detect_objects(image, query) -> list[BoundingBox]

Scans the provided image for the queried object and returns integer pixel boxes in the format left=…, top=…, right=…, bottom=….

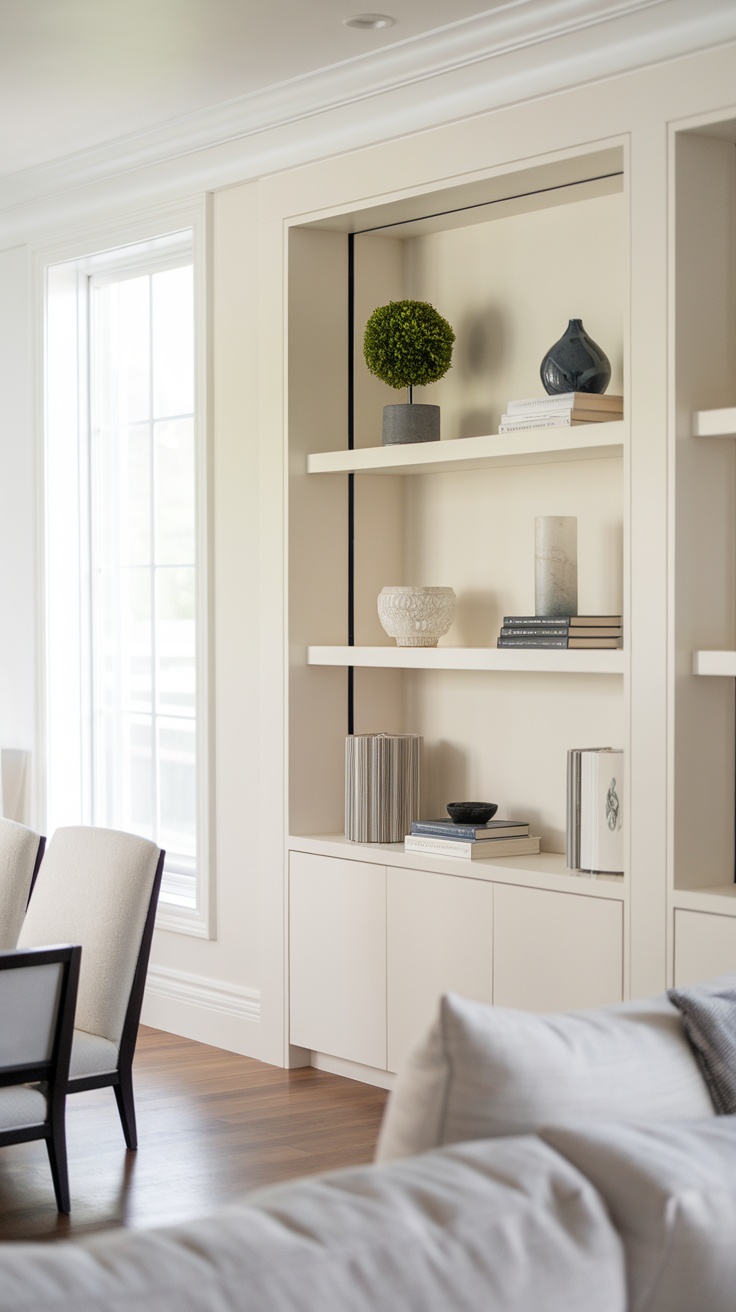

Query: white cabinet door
left=387, top=867, right=494, bottom=1073
left=289, top=851, right=387, bottom=1069
left=493, top=883, right=623, bottom=1012
left=674, top=909, right=736, bottom=985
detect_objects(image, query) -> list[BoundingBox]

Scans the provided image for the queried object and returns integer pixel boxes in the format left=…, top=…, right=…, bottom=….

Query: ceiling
left=0, top=0, right=510, bottom=181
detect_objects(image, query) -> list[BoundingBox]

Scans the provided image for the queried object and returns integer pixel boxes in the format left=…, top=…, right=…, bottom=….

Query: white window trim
left=33, top=195, right=215, bottom=940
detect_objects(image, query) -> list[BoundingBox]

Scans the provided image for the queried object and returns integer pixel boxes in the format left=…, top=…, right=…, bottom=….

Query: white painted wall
left=0, top=246, right=36, bottom=807
left=141, top=183, right=266, bottom=1055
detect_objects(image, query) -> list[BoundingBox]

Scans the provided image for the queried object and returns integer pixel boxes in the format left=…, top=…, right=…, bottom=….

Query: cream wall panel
left=674, top=909, right=736, bottom=985
left=405, top=192, right=625, bottom=439
left=400, top=452, right=624, bottom=843
left=288, top=228, right=350, bottom=836
left=289, top=851, right=387, bottom=1068
left=407, top=669, right=622, bottom=852
left=672, top=135, right=736, bottom=894
left=144, top=182, right=266, bottom=1054
left=493, top=883, right=623, bottom=1010
left=387, top=866, right=493, bottom=1072
left=351, top=235, right=405, bottom=655
left=353, top=233, right=405, bottom=452
left=403, top=457, right=623, bottom=637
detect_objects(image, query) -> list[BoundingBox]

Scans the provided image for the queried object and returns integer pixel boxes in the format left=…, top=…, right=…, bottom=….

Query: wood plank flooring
left=0, top=1026, right=388, bottom=1244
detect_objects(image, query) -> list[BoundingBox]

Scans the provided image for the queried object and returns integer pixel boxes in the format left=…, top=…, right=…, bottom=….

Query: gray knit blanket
left=668, top=983, right=736, bottom=1115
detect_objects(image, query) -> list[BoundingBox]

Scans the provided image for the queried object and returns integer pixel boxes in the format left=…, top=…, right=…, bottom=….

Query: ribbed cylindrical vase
left=345, top=733, right=420, bottom=843
left=535, top=516, right=578, bottom=618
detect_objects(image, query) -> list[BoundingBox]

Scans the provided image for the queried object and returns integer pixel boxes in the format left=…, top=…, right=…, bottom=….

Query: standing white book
left=572, top=748, right=624, bottom=874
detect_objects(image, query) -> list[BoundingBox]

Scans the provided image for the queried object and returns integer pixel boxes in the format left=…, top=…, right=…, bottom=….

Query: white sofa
left=0, top=988, right=734, bottom=1312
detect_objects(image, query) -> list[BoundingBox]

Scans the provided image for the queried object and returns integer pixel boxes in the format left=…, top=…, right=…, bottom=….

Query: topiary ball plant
left=363, top=300, right=455, bottom=402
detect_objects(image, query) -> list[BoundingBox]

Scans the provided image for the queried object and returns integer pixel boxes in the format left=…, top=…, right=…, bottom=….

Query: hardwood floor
left=0, top=1026, right=389, bottom=1243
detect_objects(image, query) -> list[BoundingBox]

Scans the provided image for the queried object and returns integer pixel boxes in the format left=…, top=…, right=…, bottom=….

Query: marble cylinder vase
left=535, top=516, right=578, bottom=618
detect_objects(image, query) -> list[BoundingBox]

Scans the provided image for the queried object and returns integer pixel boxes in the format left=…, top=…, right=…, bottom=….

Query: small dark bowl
left=447, top=802, right=498, bottom=825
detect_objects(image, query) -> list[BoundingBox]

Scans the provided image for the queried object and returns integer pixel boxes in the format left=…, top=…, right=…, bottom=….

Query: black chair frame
left=27, top=834, right=46, bottom=906
left=0, top=943, right=81, bottom=1213
left=66, top=849, right=165, bottom=1150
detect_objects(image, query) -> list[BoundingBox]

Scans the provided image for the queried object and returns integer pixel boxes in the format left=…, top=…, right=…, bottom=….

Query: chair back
left=19, top=828, right=162, bottom=1047
left=0, top=945, right=81, bottom=1087
left=0, top=819, right=45, bottom=951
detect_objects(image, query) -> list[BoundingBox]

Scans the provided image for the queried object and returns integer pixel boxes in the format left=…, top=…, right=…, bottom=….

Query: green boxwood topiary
left=363, top=300, right=455, bottom=397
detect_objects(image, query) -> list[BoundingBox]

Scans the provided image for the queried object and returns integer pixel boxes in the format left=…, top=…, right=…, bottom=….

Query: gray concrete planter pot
left=382, top=403, right=440, bottom=446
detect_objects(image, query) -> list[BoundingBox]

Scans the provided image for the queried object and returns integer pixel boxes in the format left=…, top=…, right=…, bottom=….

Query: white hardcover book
left=404, top=835, right=541, bottom=859
left=499, top=416, right=575, bottom=432
left=506, top=393, right=624, bottom=413
left=578, top=749, right=624, bottom=874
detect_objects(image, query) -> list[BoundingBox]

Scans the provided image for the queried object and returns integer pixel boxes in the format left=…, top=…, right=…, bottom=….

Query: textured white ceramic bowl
left=378, top=586, right=457, bottom=647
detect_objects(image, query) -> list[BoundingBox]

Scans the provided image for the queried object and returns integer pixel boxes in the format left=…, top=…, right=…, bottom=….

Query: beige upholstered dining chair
left=0, top=818, right=45, bottom=950
left=18, top=827, right=164, bottom=1150
left=0, top=944, right=81, bottom=1212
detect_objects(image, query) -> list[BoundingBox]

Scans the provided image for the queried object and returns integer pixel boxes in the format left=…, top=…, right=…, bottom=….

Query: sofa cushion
left=377, top=991, right=714, bottom=1161
left=541, top=1118, right=736, bottom=1312
left=0, top=1135, right=625, bottom=1312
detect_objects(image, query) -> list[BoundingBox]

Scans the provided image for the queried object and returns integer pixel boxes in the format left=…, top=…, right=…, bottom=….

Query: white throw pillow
left=541, top=1118, right=736, bottom=1312
left=376, top=990, right=714, bottom=1161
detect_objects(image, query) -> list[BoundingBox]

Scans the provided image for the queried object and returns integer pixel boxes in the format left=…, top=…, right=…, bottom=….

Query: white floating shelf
left=672, top=885, right=736, bottom=918
left=307, top=423, right=626, bottom=477
left=308, top=645, right=624, bottom=675
left=692, top=408, right=736, bottom=438
left=692, top=651, right=736, bottom=676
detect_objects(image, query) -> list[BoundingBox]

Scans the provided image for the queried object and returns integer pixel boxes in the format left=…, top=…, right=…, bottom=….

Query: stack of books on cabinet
left=405, top=818, right=540, bottom=860
left=498, top=616, right=622, bottom=649
left=498, top=392, right=623, bottom=433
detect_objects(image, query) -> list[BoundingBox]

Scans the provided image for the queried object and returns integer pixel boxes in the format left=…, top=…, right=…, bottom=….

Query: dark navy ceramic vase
left=540, top=319, right=611, bottom=395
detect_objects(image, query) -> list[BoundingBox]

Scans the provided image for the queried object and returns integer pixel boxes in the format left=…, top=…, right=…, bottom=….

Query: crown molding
left=1, top=0, right=735, bottom=246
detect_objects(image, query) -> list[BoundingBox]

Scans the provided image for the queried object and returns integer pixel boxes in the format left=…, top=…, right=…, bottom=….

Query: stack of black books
left=498, top=615, right=622, bottom=649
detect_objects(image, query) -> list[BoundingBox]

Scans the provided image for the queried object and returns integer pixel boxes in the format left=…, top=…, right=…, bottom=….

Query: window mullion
left=149, top=276, right=159, bottom=852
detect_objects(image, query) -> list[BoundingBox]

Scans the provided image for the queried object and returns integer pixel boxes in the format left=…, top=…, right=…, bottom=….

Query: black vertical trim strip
left=347, top=234, right=355, bottom=735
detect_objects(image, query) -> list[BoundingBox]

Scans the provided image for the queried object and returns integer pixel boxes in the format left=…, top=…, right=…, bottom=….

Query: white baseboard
left=146, top=963, right=260, bottom=1020
left=311, top=1052, right=396, bottom=1092
left=141, top=964, right=261, bottom=1057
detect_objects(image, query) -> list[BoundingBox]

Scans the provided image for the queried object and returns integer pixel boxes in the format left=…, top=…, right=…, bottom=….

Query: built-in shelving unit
left=307, top=645, right=624, bottom=674
left=285, top=131, right=635, bottom=1080
left=307, top=423, right=625, bottom=477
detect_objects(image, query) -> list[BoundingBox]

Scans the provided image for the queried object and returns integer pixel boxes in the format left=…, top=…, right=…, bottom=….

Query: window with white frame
left=45, top=229, right=209, bottom=928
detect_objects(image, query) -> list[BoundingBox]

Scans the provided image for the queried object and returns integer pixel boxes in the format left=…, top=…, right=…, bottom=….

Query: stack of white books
left=405, top=817, right=540, bottom=861
left=499, top=392, right=623, bottom=433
